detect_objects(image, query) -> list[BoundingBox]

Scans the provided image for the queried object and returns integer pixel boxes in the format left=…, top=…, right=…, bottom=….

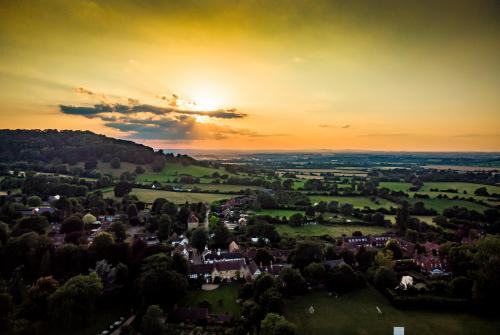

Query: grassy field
left=250, top=209, right=305, bottom=218
left=379, top=182, right=413, bottom=192
left=137, top=163, right=233, bottom=183
left=285, top=287, right=500, bottom=335
left=408, top=198, right=490, bottom=213
left=182, top=284, right=241, bottom=317
left=385, top=215, right=436, bottom=226
left=163, top=183, right=264, bottom=192
left=105, top=188, right=232, bottom=204
left=309, top=196, right=396, bottom=210
left=275, top=224, right=390, bottom=237
left=419, top=182, right=500, bottom=195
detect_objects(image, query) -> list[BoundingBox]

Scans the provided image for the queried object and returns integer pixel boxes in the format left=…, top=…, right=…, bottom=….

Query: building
left=342, top=235, right=391, bottom=250
left=228, top=241, right=240, bottom=253
left=187, top=213, right=200, bottom=230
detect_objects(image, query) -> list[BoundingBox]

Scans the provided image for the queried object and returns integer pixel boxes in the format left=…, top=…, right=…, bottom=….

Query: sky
left=1, top=0, right=499, bottom=151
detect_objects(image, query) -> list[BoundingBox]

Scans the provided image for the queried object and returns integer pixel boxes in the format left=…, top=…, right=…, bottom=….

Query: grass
left=104, top=188, right=233, bottom=204
left=250, top=209, right=305, bottom=218
left=163, top=183, right=264, bottom=192
left=137, top=163, right=234, bottom=183
left=419, top=182, right=500, bottom=194
left=309, top=196, right=396, bottom=210
left=379, top=182, right=414, bottom=192
left=408, top=198, right=490, bottom=213
left=385, top=215, right=436, bottom=226
left=182, top=284, right=241, bottom=317
left=275, top=224, right=390, bottom=237
left=285, top=287, right=500, bottom=335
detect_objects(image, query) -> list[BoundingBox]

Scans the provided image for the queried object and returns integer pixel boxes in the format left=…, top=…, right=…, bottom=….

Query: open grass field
left=309, top=195, right=396, bottom=210
left=419, top=182, right=500, bottom=195
left=275, top=224, right=390, bottom=237
left=137, top=163, right=234, bottom=183
left=250, top=209, right=304, bottom=218
left=164, top=183, right=264, bottom=192
left=385, top=215, right=436, bottom=226
left=285, top=287, right=500, bottom=335
left=408, top=198, right=490, bottom=213
left=379, top=182, right=413, bottom=192
left=181, top=284, right=241, bottom=317
left=105, top=188, right=232, bottom=204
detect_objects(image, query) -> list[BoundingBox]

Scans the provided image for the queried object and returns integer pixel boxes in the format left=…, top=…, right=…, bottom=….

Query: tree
left=60, top=215, right=84, bottom=234
left=191, top=227, right=208, bottom=253
left=212, top=222, right=231, bottom=249
left=135, top=165, right=146, bottom=174
left=13, top=215, right=48, bottom=235
left=110, top=157, right=121, bottom=169
left=84, top=159, right=98, bottom=170
left=289, top=241, right=323, bottom=269
left=22, top=276, right=59, bottom=320
left=303, top=262, right=326, bottom=285
left=90, top=232, right=115, bottom=261
left=282, top=179, right=294, bottom=190
left=396, top=201, right=409, bottom=233
left=110, top=221, right=126, bottom=241
left=289, top=213, right=304, bottom=227
left=261, top=313, right=298, bottom=335
left=374, top=250, right=395, bottom=269
left=259, top=287, right=284, bottom=314
left=325, top=264, right=363, bottom=293
left=151, top=155, right=166, bottom=172
left=114, top=181, right=132, bottom=197
left=384, top=239, right=403, bottom=259
left=27, top=195, right=43, bottom=207
left=157, top=214, right=172, bottom=241
left=142, top=305, right=164, bottom=335
left=373, top=266, right=398, bottom=289
left=126, top=204, right=138, bottom=218
left=255, top=249, right=274, bottom=266
left=279, top=268, right=306, bottom=296
left=474, top=187, right=489, bottom=197
left=138, top=253, right=188, bottom=308
left=48, top=273, right=103, bottom=329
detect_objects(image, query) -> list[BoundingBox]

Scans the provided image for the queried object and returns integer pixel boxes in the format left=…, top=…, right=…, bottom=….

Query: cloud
left=318, top=124, right=351, bottom=129
left=59, top=88, right=258, bottom=141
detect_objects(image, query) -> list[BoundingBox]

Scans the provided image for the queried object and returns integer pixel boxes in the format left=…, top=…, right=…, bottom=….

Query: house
left=188, top=260, right=247, bottom=282
left=324, top=259, right=346, bottom=269
left=228, top=241, right=240, bottom=253
left=19, top=207, right=56, bottom=217
left=342, top=235, right=391, bottom=250
left=187, top=213, right=200, bottom=230
left=245, top=261, right=262, bottom=280
left=204, top=251, right=244, bottom=263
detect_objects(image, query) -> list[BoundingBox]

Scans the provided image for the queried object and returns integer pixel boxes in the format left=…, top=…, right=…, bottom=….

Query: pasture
left=164, top=183, right=264, bottom=192
left=250, top=209, right=304, bottom=218
left=408, top=198, right=490, bottom=213
left=105, top=188, right=232, bottom=204
left=137, top=163, right=234, bottom=183
left=309, top=195, right=396, bottom=210
left=275, top=224, right=390, bottom=237
left=285, top=287, right=500, bottom=335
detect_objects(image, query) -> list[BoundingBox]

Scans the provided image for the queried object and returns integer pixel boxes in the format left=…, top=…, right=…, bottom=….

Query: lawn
left=182, top=284, right=241, bottom=317
left=285, top=287, right=500, bottom=335
left=163, top=183, right=264, bottom=192
left=309, top=196, right=396, bottom=210
left=275, top=224, right=391, bottom=237
left=137, top=163, right=234, bottom=183
left=105, top=188, right=233, bottom=204
left=408, top=198, right=490, bottom=213
left=385, top=215, right=436, bottom=226
left=379, top=182, right=414, bottom=192
left=250, top=209, right=305, bottom=218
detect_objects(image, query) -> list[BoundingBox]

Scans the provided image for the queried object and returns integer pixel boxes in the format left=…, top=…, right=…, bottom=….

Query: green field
left=164, top=183, right=264, bottom=192
left=379, top=182, right=413, bottom=192
left=285, top=287, right=500, bottom=335
left=275, top=224, right=390, bottom=237
left=105, top=188, right=232, bottom=204
left=420, top=182, right=500, bottom=194
left=137, top=163, right=234, bottom=183
left=385, top=215, right=436, bottom=226
left=408, top=198, right=490, bottom=213
left=181, top=284, right=241, bottom=317
left=309, top=196, right=396, bottom=210
left=250, top=209, right=304, bottom=218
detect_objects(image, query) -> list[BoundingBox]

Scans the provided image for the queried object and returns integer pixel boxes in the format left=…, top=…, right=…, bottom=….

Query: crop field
left=309, top=195, right=396, bottom=210
left=285, top=287, right=500, bottom=335
left=105, top=188, right=232, bottom=204
left=275, top=224, right=390, bottom=237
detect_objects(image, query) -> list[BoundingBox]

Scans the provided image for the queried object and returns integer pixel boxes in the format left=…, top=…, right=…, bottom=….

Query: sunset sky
left=1, top=0, right=499, bottom=151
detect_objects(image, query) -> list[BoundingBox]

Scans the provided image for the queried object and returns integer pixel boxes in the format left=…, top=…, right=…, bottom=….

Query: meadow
left=285, top=287, right=500, bottom=335
left=250, top=209, right=304, bottom=218
left=275, top=224, right=390, bottom=237
left=104, top=188, right=232, bottom=204
left=163, top=183, right=264, bottom=192
left=137, top=163, right=234, bottom=183
left=408, top=198, right=490, bottom=213
left=309, top=195, right=396, bottom=210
